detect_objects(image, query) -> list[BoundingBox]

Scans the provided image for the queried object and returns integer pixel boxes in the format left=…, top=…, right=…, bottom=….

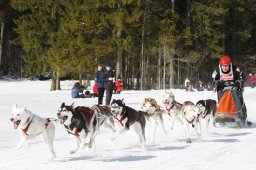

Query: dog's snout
left=57, top=112, right=60, bottom=116
left=10, top=118, right=14, bottom=122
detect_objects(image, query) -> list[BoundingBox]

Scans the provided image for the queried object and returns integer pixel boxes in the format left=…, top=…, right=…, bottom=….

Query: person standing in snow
left=103, top=64, right=115, bottom=105
left=95, top=64, right=105, bottom=104
left=212, top=55, right=250, bottom=126
left=248, top=73, right=255, bottom=88
left=115, top=75, right=123, bottom=94
left=184, top=77, right=190, bottom=91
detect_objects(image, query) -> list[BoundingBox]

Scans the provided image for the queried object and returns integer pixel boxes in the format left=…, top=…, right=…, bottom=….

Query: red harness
left=67, top=107, right=94, bottom=137
left=67, top=128, right=80, bottom=137
left=185, top=117, right=194, bottom=124
left=22, top=118, right=51, bottom=136
left=75, top=106, right=93, bottom=125
left=118, top=111, right=141, bottom=127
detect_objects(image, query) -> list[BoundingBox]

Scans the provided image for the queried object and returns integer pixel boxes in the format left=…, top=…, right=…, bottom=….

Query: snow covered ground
left=0, top=80, right=256, bottom=170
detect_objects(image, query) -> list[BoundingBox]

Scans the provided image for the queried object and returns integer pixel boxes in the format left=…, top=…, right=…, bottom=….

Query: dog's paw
left=48, top=153, right=56, bottom=160
left=17, top=144, right=23, bottom=149
left=111, top=135, right=117, bottom=140
left=185, top=138, right=192, bottom=143
left=69, top=150, right=76, bottom=154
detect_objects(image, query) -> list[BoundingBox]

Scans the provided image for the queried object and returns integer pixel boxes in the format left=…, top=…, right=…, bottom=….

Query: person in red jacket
left=115, top=75, right=123, bottom=94
left=93, top=83, right=98, bottom=97
left=249, top=73, right=255, bottom=88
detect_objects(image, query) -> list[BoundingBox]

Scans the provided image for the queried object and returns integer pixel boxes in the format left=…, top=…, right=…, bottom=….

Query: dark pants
left=74, top=94, right=86, bottom=98
left=98, top=87, right=105, bottom=105
left=105, top=88, right=113, bottom=105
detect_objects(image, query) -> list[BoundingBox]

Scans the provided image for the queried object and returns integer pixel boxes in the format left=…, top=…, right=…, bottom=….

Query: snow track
left=0, top=80, right=255, bottom=170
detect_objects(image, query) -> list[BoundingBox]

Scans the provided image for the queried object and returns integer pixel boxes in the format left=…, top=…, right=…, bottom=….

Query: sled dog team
left=10, top=90, right=217, bottom=159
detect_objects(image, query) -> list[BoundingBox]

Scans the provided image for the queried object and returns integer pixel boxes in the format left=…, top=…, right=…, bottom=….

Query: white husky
left=162, top=91, right=201, bottom=143
left=10, top=104, right=56, bottom=159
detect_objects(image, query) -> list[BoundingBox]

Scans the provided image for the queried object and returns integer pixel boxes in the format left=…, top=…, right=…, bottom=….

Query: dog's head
left=196, top=100, right=206, bottom=114
left=110, top=99, right=125, bottom=115
left=183, top=104, right=200, bottom=118
left=10, top=104, right=31, bottom=129
left=57, top=102, right=74, bottom=125
left=162, top=91, right=175, bottom=105
left=141, top=98, right=158, bottom=113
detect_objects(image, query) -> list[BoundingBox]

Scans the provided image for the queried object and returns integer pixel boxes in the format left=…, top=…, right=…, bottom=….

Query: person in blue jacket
left=104, top=64, right=115, bottom=105
left=95, top=64, right=105, bottom=104
left=71, top=82, right=85, bottom=98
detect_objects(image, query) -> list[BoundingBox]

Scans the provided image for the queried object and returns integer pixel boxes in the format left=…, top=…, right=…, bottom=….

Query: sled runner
left=214, top=80, right=249, bottom=127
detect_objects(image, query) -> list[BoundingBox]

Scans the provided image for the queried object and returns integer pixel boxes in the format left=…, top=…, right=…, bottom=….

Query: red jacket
left=115, top=80, right=123, bottom=92
left=249, top=75, right=255, bottom=84
left=93, top=84, right=98, bottom=94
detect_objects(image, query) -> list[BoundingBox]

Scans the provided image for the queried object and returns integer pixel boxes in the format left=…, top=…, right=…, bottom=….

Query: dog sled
left=214, top=80, right=251, bottom=127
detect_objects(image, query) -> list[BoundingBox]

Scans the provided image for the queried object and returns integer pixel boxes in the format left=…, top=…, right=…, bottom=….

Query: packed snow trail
left=0, top=80, right=255, bottom=170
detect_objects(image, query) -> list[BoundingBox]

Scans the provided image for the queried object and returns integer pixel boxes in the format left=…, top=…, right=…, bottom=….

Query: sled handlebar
left=214, top=80, right=244, bottom=92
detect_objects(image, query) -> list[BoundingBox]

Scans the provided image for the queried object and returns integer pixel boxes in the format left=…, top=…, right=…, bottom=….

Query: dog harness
left=66, top=107, right=94, bottom=137
left=67, top=128, right=80, bottom=137
left=22, top=118, right=51, bottom=136
left=117, top=111, right=141, bottom=127
left=75, top=106, right=94, bottom=125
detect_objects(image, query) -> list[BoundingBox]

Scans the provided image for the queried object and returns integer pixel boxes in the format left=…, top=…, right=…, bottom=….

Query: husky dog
left=162, top=91, right=201, bottom=143
left=110, top=99, right=148, bottom=147
left=196, top=99, right=217, bottom=134
left=10, top=104, right=56, bottom=159
left=141, top=98, right=167, bottom=143
left=57, top=103, right=114, bottom=154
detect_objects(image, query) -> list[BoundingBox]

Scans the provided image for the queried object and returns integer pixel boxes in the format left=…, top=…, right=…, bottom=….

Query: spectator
left=249, top=73, right=255, bottom=88
left=95, top=64, right=105, bottom=104
left=71, top=82, right=85, bottom=98
left=184, top=77, right=190, bottom=91
left=115, top=75, right=123, bottom=94
left=93, top=83, right=98, bottom=96
left=104, top=64, right=115, bottom=105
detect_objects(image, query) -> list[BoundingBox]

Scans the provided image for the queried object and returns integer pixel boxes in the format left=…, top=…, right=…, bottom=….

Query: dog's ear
left=12, top=104, right=18, bottom=110
left=61, top=102, right=65, bottom=107
left=21, top=106, right=26, bottom=111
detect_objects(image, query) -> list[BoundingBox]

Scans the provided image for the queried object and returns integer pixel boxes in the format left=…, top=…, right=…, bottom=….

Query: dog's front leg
left=17, top=130, right=28, bottom=149
left=111, top=128, right=126, bottom=140
left=70, top=136, right=81, bottom=154
left=193, top=121, right=201, bottom=140
left=158, top=114, right=167, bottom=135
left=169, top=114, right=176, bottom=130
left=183, top=123, right=192, bottom=143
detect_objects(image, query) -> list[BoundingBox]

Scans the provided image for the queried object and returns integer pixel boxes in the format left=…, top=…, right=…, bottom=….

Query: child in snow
left=115, top=75, right=123, bottom=94
left=249, top=73, right=255, bottom=88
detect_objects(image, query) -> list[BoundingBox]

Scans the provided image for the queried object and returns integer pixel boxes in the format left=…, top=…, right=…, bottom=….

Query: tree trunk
left=79, top=73, right=82, bottom=84
left=140, top=11, right=146, bottom=90
left=0, top=23, right=4, bottom=69
left=157, top=45, right=162, bottom=90
left=169, top=47, right=175, bottom=89
left=163, top=45, right=166, bottom=89
left=116, top=28, right=123, bottom=79
left=56, top=70, right=61, bottom=90
left=50, top=70, right=57, bottom=91
left=131, top=54, right=135, bottom=90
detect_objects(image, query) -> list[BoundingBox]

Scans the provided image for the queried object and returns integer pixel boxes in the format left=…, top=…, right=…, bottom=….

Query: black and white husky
left=141, top=98, right=167, bottom=143
left=162, top=91, right=201, bottom=143
left=57, top=103, right=114, bottom=154
left=196, top=99, right=217, bottom=135
left=10, top=104, right=56, bottom=159
left=110, top=99, right=148, bottom=147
